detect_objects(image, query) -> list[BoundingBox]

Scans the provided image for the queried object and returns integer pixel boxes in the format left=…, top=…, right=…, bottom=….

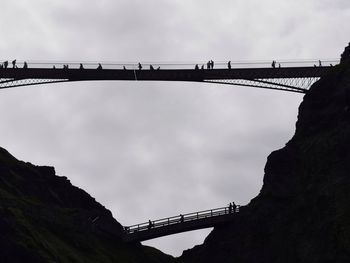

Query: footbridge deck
left=122, top=205, right=240, bottom=242
left=0, top=60, right=338, bottom=93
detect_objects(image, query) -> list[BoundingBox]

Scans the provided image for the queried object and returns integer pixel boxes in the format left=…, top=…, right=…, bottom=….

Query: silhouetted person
left=12, top=60, right=16, bottom=68
left=210, top=60, right=214, bottom=69
left=195, top=64, right=199, bottom=70
left=53, top=65, right=56, bottom=69
left=207, top=61, right=211, bottom=69
left=23, top=61, right=28, bottom=69
left=79, top=63, right=84, bottom=69
left=228, top=61, right=231, bottom=69
left=97, top=63, right=102, bottom=70
left=319, top=60, right=322, bottom=67
left=138, top=63, right=142, bottom=70
left=278, top=63, right=281, bottom=68
left=150, top=65, right=154, bottom=70
left=229, top=203, right=233, bottom=213
left=3, top=61, right=8, bottom=69
left=232, top=202, right=237, bottom=213
left=271, top=60, right=276, bottom=68
left=148, top=220, right=153, bottom=229
left=180, top=214, right=184, bottom=223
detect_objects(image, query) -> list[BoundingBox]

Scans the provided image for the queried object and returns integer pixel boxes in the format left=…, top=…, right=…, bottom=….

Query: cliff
left=180, top=43, right=350, bottom=262
left=0, top=148, right=174, bottom=263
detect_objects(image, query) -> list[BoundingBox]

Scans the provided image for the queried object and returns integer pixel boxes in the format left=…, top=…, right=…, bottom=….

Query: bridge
left=122, top=205, right=240, bottom=242
left=0, top=59, right=338, bottom=93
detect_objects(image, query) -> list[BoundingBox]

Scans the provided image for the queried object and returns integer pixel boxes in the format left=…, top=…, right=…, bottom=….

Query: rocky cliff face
left=180, top=44, right=350, bottom=263
left=0, top=148, right=174, bottom=263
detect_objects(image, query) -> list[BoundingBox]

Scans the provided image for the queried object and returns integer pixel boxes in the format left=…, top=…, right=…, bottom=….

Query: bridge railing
left=0, top=59, right=340, bottom=71
left=124, top=205, right=240, bottom=234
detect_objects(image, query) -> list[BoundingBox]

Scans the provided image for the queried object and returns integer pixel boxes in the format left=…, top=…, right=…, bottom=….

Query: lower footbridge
left=122, top=205, right=240, bottom=242
left=0, top=59, right=339, bottom=93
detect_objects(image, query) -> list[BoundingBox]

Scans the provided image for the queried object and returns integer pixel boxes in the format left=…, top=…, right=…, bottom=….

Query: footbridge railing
left=122, top=205, right=240, bottom=242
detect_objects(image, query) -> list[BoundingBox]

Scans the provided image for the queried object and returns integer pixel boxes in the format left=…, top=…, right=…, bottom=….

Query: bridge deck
left=0, top=66, right=332, bottom=81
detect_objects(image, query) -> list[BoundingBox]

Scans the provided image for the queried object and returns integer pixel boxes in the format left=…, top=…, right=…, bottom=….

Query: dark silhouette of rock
left=0, top=147, right=175, bottom=263
left=341, top=42, right=350, bottom=64
left=180, top=44, right=350, bottom=262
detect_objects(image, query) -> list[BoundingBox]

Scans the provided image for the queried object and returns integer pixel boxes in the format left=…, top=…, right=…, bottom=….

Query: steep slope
left=0, top=147, right=175, bottom=263
left=180, top=43, right=350, bottom=263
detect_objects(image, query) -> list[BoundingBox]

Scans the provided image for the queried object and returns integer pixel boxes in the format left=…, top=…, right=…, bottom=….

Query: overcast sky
left=1, top=0, right=349, bottom=257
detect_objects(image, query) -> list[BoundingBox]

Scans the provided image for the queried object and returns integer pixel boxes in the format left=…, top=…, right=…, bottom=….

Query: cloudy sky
left=1, top=0, right=349, bottom=257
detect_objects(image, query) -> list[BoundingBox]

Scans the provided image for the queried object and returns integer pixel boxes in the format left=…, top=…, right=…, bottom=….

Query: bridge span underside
left=0, top=66, right=332, bottom=93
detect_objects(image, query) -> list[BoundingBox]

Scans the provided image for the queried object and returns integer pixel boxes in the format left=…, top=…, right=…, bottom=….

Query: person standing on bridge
left=195, top=64, right=199, bottom=70
left=23, top=61, right=28, bottom=69
left=232, top=202, right=237, bottom=213
left=97, top=63, right=102, bottom=70
left=12, top=60, right=16, bottom=68
left=271, top=60, right=276, bottom=68
left=180, top=214, right=184, bottom=223
left=210, top=60, right=214, bottom=69
left=3, top=61, right=8, bottom=69
left=228, top=61, right=231, bottom=69
left=148, top=220, right=153, bottom=229
left=138, top=63, right=142, bottom=70
left=207, top=61, right=211, bottom=69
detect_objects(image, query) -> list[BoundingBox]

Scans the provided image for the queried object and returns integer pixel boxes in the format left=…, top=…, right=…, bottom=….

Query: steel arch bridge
left=0, top=60, right=338, bottom=93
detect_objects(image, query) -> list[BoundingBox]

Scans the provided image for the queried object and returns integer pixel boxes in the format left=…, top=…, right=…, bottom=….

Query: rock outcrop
left=180, top=43, right=350, bottom=263
left=0, top=148, right=174, bottom=263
